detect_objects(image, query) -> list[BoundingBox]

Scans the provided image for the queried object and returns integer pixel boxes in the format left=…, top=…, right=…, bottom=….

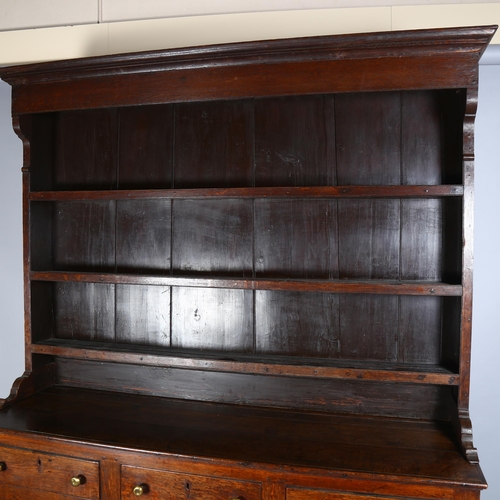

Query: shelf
left=28, top=185, right=464, bottom=201
left=0, top=386, right=485, bottom=486
left=31, top=339, right=459, bottom=386
left=30, top=271, right=463, bottom=296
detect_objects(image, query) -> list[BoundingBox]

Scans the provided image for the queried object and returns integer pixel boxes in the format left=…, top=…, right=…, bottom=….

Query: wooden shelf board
left=31, top=339, right=459, bottom=386
left=28, top=185, right=464, bottom=201
left=30, top=271, right=463, bottom=296
left=0, top=386, right=485, bottom=487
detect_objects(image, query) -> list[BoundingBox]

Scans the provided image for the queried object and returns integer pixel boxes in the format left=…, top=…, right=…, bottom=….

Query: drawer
left=287, top=488, right=440, bottom=500
left=121, top=465, right=261, bottom=500
left=0, top=445, right=99, bottom=499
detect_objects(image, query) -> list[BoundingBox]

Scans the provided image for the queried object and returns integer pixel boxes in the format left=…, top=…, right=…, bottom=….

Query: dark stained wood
left=458, top=90, right=477, bottom=420
left=336, top=92, right=401, bottom=186
left=29, top=202, right=52, bottom=271
left=441, top=297, right=462, bottom=372
left=0, top=24, right=495, bottom=500
left=30, top=271, right=463, bottom=296
left=0, top=387, right=485, bottom=485
left=53, top=109, right=118, bottom=190
left=52, top=201, right=115, bottom=272
left=399, top=296, right=443, bottom=364
left=254, top=95, right=335, bottom=186
left=121, top=466, right=262, bottom=500
left=338, top=200, right=400, bottom=279
left=21, top=114, right=55, bottom=192
left=0, top=484, right=81, bottom=499
left=401, top=199, right=443, bottom=281
left=339, top=295, right=399, bottom=362
left=0, top=444, right=99, bottom=499
left=172, top=199, right=253, bottom=276
left=441, top=89, right=467, bottom=185
left=401, top=91, right=443, bottom=185
left=0, top=364, right=56, bottom=410
left=115, top=285, right=170, bottom=347
left=30, top=338, right=459, bottom=385
left=174, top=100, right=253, bottom=188
left=442, top=197, right=463, bottom=284
left=30, top=282, right=54, bottom=343
left=287, top=490, right=402, bottom=500
left=28, top=184, right=465, bottom=201
left=100, top=459, right=121, bottom=500
left=171, top=288, right=253, bottom=352
left=55, top=359, right=453, bottom=419
left=5, top=55, right=483, bottom=114
left=255, top=291, right=339, bottom=358
left=254, top=200, right=337, bottom=279
left=53, top=282, right=115, bottom=341
left=118, top=104, right=174, bottom=189
left=116, top=200, right=171, bottom=273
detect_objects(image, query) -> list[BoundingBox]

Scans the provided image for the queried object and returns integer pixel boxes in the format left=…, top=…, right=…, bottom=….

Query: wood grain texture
left=459, top=90, right=477, bottom=413
left=55, top=359, right=454, bottom=419
left=255, top=291, right=339, bottom=358
left=115, top=285, right=170, bottom=347
left=31, top=338, right=460, bottom=385
left=24, top=113, right=55, bottom=192
left=121, top=466, right=261, bottom=500
left=336, top=92, right=400, bottom=186
left=7, top=55, right=482, bottom=114
left=0, top=444, right=99, bottom=499
left=0, top=386, right=484, bottom=487
left=118, top=104, right=173, bottom=189
left=254, top=200, right=337, bottom=279
left=254, top=95, right=335, bottom=186
left=28, top=185, right=464, bottom=201
left=174, top=100, right=253, bottom=188
left=401, top=199, right=443, bottom=281
left=399, top=296, right=443, bottom=364
left=172, top=199, right=252, bottom=276
left=0, top=364, right=56, bottom=410
left=339, top=295, right=399, bottom=362
left=29, top=202, right=52, bottom=272
left=30, top=271, right=463, bottom=296
left=30, top=281, right=54, bottom=343
left=338, top=200, right=400, bottom=280
left=1, top=25, right=494, bottom=498
left=54, top=282, right=115, bottom=341
left=171, top=288, right=253, bottom=352
left=52, top=201, right=115, bottom=272
left=401, top=91, right=443, bottom=185
left=100, top=458, right=121, bottom=500
left=116, top=200, right=171, bottom=273
left=53, top=109, right=118, bottom=190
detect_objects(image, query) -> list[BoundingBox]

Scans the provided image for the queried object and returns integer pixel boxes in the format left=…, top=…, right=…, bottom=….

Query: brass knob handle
left=0, top=462, right=6, bottom=471
left=71, top=475, right=86, bottom=487
left=133, top=484, right=149, bottom=496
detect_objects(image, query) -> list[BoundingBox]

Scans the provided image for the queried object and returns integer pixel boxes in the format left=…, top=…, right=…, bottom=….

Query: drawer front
left=287, top=489, right=425, bottom=500
left=121, top=465, right=261, bottom=500
left=0, top=445, right=99, bottom=499
left=1, top=483, right=80, bottom=500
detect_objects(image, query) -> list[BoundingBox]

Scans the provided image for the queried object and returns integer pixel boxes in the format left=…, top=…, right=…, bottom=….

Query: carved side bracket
left=12, top=114, right=31, bottom=173
left=0, top=363, right=56, bottom=410
left=453, top=409, right=479, bottom=464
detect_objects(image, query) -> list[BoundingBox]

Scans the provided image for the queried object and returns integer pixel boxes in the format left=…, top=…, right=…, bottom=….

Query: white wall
left=0, top=0, right=499, bottom=31
left=1, top=4, right=500, bottom=65
left=0, top=80, right=24, bottom=402
left=470, top=59, right=500, bottom=500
